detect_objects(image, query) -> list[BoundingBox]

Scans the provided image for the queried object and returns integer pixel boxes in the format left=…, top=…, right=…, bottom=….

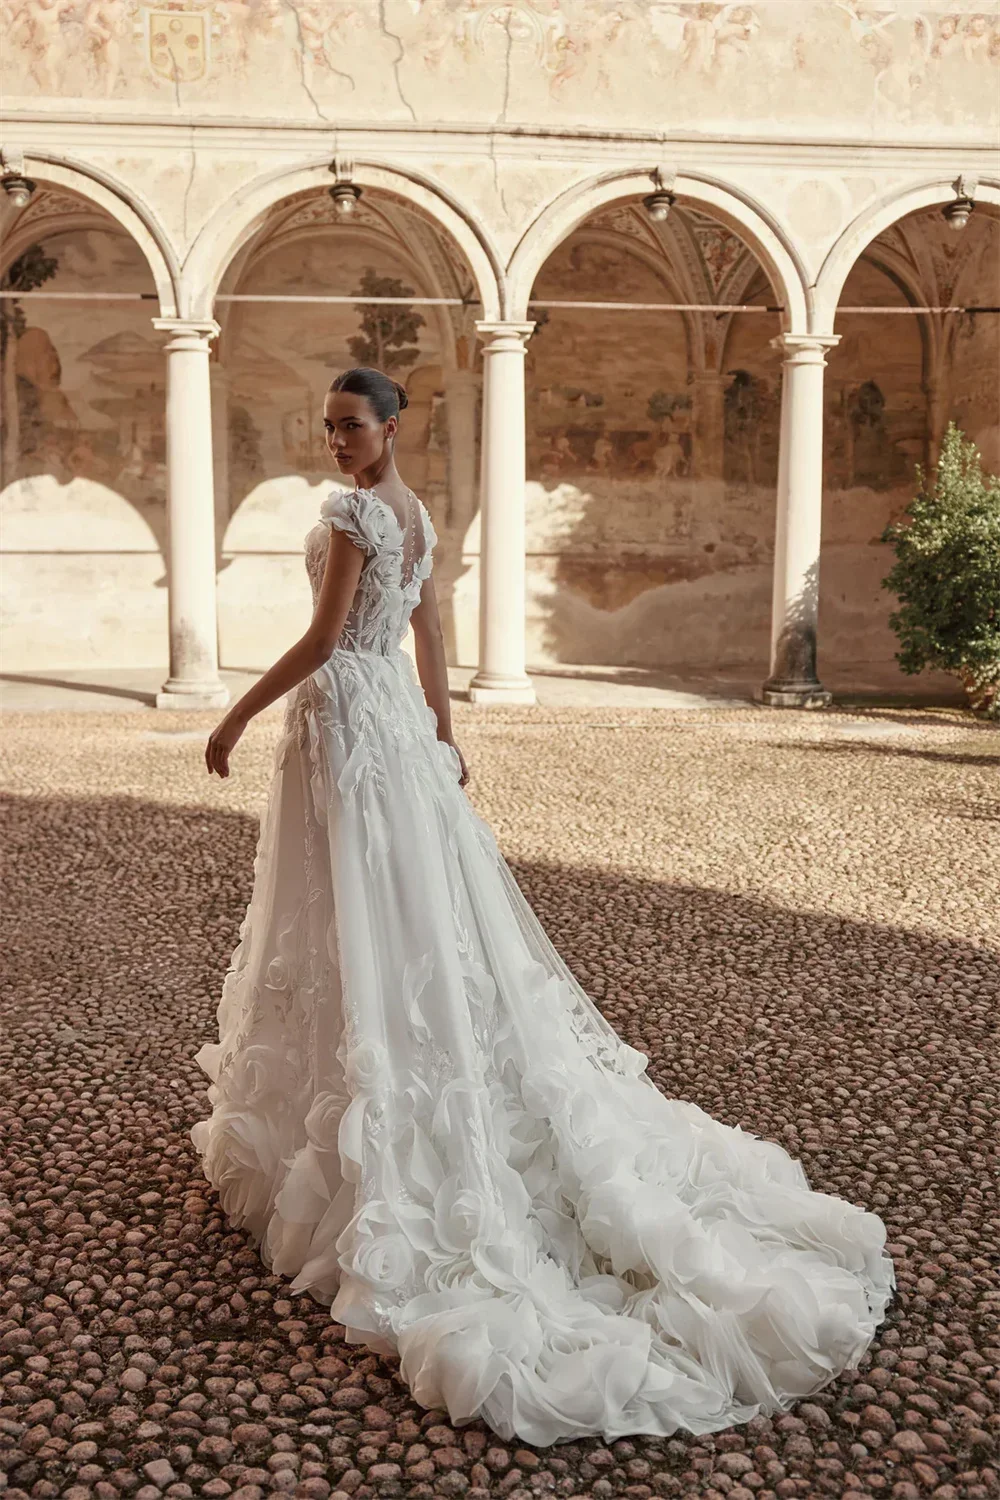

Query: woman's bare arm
left=410, top=574, right=469, bottom=786
left=205, top=531, right=364, bottom=776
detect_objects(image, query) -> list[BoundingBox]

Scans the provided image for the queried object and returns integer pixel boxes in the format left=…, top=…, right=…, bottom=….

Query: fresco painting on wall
left=647, top=390, right=692, bottom=479
left=3, top=0, right=997, bottom=137
left=345, top=268, right=427, bottom=376
left=1, top=231, right=166, bottom=515
left=221, top=252, right=439, bottom=521
left=147, top=6, right=209, bottom=84
left=723, top=368, right=779, bottom=488
left=228, top=405, right=264, bottom=493
left=839, top=378, right=914, bottom=491
left=10, top=322, right=166, bottom=501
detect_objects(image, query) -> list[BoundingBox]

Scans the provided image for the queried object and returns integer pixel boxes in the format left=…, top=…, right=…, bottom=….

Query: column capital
left=474, top=320, right=536, bottom=352
left=770, top=332, right=840, bottom=365
left=153, top=317, right=221, bottom=352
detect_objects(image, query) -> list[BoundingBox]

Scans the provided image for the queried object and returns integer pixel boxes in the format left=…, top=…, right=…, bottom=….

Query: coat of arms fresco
left=143, top=4, right=213, bottom=83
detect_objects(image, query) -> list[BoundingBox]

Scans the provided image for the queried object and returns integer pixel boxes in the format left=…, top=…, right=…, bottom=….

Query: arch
left=18, top=154, right=180, bottom=315
left=814, top=177, right=1000, bottom=331
left=855, top=245, right=939, bottom=380
left=507, top=169, right=810, bottom=334
left=544, top=226, right=702, bottom=368
left=226, top=219, right=461, bottom=371
left=2, top=206, right=115, bottom=278
left=183, top=160, right=505, bottom=323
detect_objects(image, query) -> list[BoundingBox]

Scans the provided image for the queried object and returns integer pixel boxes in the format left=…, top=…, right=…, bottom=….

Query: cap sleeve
left=318, top=488, right=383, bottom=558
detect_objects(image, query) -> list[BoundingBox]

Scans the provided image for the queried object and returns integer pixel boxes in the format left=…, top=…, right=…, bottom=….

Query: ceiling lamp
left=328, top=158, right=361, bottom=217
left=942, top=175, right=975, bottom=232
left=0, top=148, right=35, bottom=209
left=643, top=188, right=675, bottom=222
left=643, top=164, right=677, bottom=223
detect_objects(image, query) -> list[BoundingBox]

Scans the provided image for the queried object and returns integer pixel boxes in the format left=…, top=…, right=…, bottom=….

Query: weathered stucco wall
left=3, top=1, right=997, bottom=143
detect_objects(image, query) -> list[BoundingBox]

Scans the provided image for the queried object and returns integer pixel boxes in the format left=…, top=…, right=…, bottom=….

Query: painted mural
left=2, top=1, right=997, bottom=137
left=222, top=242, right=442, bottom=510
left=0, top=225, right=170, bottom=670
left=0, top=229, right=166, bottom=524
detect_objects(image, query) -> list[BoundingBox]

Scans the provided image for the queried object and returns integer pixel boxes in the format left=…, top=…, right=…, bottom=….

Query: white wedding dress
left=190, top=484, right=896, bottom=1447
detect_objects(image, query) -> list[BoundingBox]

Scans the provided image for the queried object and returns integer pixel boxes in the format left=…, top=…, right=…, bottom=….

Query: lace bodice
left=304, top=486, right=438, bottom=656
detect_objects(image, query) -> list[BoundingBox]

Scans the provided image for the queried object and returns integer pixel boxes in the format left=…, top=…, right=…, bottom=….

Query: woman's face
left=323, top=390, right=396, bottom=476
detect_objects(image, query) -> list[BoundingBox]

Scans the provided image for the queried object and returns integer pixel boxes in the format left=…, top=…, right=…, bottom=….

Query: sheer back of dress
left=385, top=486, right=427, bottom=591
left=303, top=485, right=438, bottom=657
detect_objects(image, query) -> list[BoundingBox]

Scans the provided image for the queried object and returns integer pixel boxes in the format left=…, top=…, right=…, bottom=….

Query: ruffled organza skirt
left=190, top=645, right=896, bottom=1446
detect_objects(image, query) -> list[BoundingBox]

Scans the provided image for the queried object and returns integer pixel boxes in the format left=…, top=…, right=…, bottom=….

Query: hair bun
left=394, top=381, right=409, bottom=411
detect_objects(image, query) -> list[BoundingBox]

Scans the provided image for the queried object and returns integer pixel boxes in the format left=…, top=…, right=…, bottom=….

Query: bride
left=193, top=364, right=895, bottom=1447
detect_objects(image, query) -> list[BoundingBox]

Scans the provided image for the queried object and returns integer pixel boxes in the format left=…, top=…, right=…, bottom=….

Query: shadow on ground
left=1, top=791, right=997, bottom=1495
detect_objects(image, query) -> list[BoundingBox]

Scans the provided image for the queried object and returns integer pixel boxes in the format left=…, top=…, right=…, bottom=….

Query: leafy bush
left=881, top=423, right=1000, bottom=718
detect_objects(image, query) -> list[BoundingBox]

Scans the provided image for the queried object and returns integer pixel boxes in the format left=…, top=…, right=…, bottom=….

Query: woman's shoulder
left=318, top=486, right=392, bottom=557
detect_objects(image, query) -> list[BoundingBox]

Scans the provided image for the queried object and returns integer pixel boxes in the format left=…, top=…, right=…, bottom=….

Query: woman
left=193, top=365, right=895, bottom=1446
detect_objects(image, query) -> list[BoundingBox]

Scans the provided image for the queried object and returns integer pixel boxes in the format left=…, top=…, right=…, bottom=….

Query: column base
left=758, top=680, right=833, bottom=709
left=467, top=670, right=537, bottom=705
left=156, top=677, right=230, bottom=711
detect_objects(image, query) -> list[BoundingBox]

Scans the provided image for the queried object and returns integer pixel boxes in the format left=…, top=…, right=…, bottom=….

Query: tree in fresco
left=345, top=268, right=426, bottom=375
left=1, top=242, right=59, bottom=482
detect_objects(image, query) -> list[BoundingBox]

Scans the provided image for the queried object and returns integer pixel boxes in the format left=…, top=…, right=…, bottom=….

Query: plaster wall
left=3, top=1, right=996, bottom=144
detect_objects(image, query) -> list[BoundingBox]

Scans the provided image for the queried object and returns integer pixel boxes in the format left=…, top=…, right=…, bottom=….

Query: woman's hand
left=451, top=740, right=470, bottom=789
left=206, top=709, right=248, bottom=779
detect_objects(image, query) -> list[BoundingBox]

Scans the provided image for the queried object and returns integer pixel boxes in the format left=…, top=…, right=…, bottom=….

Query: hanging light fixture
left=0, top=148, right=35, bottom=209
left=942, top=174, right=975, bottom=232
left=643, top=164, right=676, bottom=222
left=328, top=157, right=361, bottom=217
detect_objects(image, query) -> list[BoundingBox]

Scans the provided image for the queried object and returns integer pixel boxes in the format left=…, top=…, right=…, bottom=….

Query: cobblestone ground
left=2, top=704, right=998, bottom=1500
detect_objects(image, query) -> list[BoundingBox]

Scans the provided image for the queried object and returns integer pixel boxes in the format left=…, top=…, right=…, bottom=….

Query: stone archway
left=13, top=155, right=179, bottom=314
left=478, top=169, right=815, bottom=702
left=190, top=166, right=504, bottom=675
left=0, top=169, right=182, bottom=674
left=813, top=177, right=1000, bottom=333
left=508, top=169, right=810, bottom=334
left=182, top=160, right=503, bottom=323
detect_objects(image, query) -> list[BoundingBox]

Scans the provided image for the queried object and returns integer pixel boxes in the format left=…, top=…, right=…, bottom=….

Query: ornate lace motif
left=303, top=486, right=438, bottom=659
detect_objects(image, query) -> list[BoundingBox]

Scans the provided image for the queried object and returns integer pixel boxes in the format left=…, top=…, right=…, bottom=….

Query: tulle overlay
left=190, top=487, right=895, bottom=1446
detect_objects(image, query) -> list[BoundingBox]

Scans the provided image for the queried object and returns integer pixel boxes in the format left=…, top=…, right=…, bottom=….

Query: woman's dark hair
left=328, top=365, right=408, bottom=421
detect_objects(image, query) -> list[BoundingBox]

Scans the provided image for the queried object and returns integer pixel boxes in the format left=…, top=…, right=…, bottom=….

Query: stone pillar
left=923, top=373, right=948, bottom=473
left=209, top=359, right=231, bottom=568
left=443, top=366, right=480, bottom=531
left=152, top=318, right=229, bottom=711
left=468, top=321, right=536, bottom=705
left=761, top=332, right=839, bottom=709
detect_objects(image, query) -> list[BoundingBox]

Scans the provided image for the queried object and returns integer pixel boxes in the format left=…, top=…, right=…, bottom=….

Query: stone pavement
left=1, top=704, right=997, bottom=1500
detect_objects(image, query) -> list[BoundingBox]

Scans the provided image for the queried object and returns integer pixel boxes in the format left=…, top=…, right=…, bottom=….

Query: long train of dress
left=190, top=487, right=895, bottom=1447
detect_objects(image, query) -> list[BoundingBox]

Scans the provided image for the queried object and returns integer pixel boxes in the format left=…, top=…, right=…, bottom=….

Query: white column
left=209, top=359, right=231, bottom=565
left=152, top=318, right=229, bottom=711
left=761, top=333, right=840, bottom=708
left=468, top=321, right=536, bottom=705
left=443, top=366, right=480, bottom=531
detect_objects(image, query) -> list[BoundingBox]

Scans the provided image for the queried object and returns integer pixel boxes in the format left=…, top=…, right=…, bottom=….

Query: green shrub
left=881, top=423, right=1000, bottom=719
